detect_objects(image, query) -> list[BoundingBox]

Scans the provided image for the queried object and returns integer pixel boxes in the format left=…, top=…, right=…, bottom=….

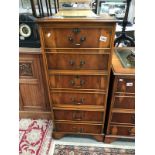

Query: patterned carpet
left=52, top=144, right=135, bottom=155
left=19, top=119, right=53, bottom=155
left=19, top=119, right=134, bottom=155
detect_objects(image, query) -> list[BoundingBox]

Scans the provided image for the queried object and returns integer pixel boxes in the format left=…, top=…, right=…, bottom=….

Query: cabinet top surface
left=37, top=10, right=117, bottom=23
left=112, top=48, right=135, bottom=76
left=19, top=48, right=41, bottom=54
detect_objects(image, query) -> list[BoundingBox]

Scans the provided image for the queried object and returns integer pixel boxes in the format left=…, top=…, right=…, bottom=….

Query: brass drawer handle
left=80, top=80, right=85, bottom=86
left=68, top=36, right=86, bottom=46
left=80, top=60, right=85, bottom=68
left=69, top=60, right=85, bottom=69
left=70, top=80, right=75, bottom=85
left=71, top=97, right=85, bottom=105
left=69, top=60, right=75, bottom=66
left=72, top=111, right=83, bottom=121
left=72, top=127, right=84, bottom=133
left=70, top=79, right=85, bottom=88
left=80, top=36, right=86, bottom=42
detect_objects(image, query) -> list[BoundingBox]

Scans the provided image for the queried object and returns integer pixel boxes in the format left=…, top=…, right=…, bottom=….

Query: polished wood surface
left=51, top=90, right=106, bottom=107
left=43, top=27, right=112, bottom=48
left=49, top=74, right=108, bottom=90
left=19, top=111, right=51, bottom=119
left=38, top=13, right=116, bottom=141
left=46, top=53, right=109, bottom=70
left=55, top=123, right=102, bottom=134
left=113, top=95, right=135, bottom=109
left=19, top=48, right=51, bottom=119
left=111, top=112, right=135, bottom=125
left=105, top=47, right=135, bottom=143
left=109, top=125, right=135, bottom=136
left=112, top=47, right=135, bottom=75
left=54, top=110, right=104, bottom=122
left=115, top=77, right=135, bottom=93
left=19, top=48, right=41, bottom=54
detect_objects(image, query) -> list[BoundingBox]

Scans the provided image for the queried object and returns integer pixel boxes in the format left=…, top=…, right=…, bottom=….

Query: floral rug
left=51, top=141, right=135, bottom=155
left=52, top=144, right=135, bottom=155
left=19, top=119, right=53, bottom=155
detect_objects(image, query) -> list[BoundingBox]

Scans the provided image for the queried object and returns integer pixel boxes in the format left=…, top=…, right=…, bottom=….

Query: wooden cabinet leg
left=104, top=136, right=117, bottom=144
left=52, top=132, right=65, bottom=139
left=93, top=135, right=104, bottom=142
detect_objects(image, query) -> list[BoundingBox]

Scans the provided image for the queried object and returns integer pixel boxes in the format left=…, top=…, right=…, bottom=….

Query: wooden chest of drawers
left=37, top=15, right=116, bottom=141
left=105, top=48, right=135, bottom=143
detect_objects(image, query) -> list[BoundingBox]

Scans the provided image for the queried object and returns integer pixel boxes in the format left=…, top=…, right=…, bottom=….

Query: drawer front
left=43, top=28, right=112, bottom=48
left=116, top=78, right=135, bottom=93
left=46, top=53, right=109, bottom=71
left=54, top=110, right=104, bottom=122
left=113, top=96, right=135, bottom=109
left=51, top=92, right=106, bottom=106
left=111, top=113, right=135, bottom=125
left=55, top=123, right=102, bottom=134
left=49, top=75, right=108, bottom=90
left=109, top=125, right=135, bottom=136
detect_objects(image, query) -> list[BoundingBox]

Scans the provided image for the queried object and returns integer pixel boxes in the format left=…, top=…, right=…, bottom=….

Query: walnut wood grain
left=55, top=123, right=102, bottom=134
left=46, top=53, right=109, bottom=71
left=38, top=14, right=116, bottom=141
left=54, top=110, right=104, bottom=122
left=115, top=77, right=135, bottom=93
left=109, top=125, right=135, bottom=137
left=49, top=74, right=108, bottom=90
left=51, top=90, right=106, bottom=107
left=105, top=48, right=135, bottom=143
left=110, top=112, right=135, bottom=125
left=43, top=27, right=112, bottom=48
left=113, top=95, right=135, bottom=109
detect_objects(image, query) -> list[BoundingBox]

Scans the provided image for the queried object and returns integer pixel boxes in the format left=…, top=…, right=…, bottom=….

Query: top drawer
left=115, top=77, right=135, bottom=93
left=42, top=27, right=112, bottom=48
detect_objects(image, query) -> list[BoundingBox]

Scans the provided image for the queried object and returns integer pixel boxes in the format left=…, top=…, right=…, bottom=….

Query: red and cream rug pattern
left=19, top=119, right=53, bottom=155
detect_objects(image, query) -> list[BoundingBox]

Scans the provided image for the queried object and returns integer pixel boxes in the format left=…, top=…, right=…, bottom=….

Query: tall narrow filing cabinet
left=105, top=48, right=135, bottom=143
left=37, top=11, right=116, bottom=141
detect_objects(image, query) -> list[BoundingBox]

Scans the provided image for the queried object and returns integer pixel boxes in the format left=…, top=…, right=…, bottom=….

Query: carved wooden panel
left=19, top=53, right=50, bottom=112
left=19, top=62, right=33, bottom=76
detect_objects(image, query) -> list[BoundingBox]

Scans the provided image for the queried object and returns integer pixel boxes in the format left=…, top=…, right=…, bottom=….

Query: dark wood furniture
left=104, top=48, right=135, bottom=143
left=19, top=48, right=51, bottom=119
left=37, top=13, right=116, bottom=141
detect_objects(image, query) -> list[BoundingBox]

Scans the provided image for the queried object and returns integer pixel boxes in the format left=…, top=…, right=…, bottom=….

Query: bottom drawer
left=54, top=110, right=104, bottom=122
left=55, top=123, right=102, bottom=134
left=109, top=125, right=135, bottom=136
